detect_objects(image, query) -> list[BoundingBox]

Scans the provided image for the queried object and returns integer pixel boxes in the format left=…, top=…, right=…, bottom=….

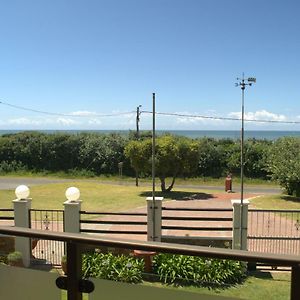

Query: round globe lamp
left=65, top=187, right=80, bottom=202
left=15, top=185, right=30, bottom=200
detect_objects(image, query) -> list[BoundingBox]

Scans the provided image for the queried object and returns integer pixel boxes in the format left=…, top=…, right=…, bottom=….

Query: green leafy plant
left=265, top=137, right=300, bottom=196
left=0, top=160, right=26, bottom=173
left=7, top=251, right=23, bottom=267
left=0, top=255, right=8, bottom=264
left=153, top=253, right=245, bottom=286
left=82, top=252, right=144, bottom=283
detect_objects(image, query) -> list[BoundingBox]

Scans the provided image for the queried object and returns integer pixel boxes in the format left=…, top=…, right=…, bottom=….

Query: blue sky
left=0, top=0, right=300, bottom=130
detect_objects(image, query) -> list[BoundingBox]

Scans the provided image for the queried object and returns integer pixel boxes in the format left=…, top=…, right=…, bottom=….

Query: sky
left=0, top=0, right=300, bottom=131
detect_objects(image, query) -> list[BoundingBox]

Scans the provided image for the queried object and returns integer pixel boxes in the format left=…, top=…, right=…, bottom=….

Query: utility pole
left=152, top=93, right=156, bottom=241
left=136, top=105, right=141, bottom=138
left=236, top=74, right=256, bottom=250
left=135, top=105, right=142, bottom=186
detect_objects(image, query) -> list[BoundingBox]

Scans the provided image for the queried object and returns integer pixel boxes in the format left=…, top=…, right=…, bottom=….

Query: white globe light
left=15, top=185, right=30, bottom=200
left=65, top=187, right=80, bottom=201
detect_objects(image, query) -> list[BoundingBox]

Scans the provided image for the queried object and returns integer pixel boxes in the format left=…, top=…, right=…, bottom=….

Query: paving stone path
left=81, top=192, right=257, bottom=241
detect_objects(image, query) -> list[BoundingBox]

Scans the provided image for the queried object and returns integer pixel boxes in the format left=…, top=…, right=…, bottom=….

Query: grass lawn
left=59, top=271, right=291, bottom=300
left=250, top=194, right=300, bottom=210
left=0, top=181, right=219, bottom=212
left=144, top=271, right=291, bottom=300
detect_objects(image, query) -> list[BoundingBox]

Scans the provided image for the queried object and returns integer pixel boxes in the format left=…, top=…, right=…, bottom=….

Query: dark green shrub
left=7, top=251, right=23, bottom=267
left=153, top=253, right=245, bottom=286
left=0, top=255, right=8, bottom=264
left=0, top=160, right=27, bottom=173
left=82, top=252, right=144, bottom=283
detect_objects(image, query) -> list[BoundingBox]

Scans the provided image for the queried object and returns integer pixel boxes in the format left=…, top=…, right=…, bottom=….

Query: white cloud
left=8, top=118, right=41, bottom=125
left=173, top=111, right=223, bottom=125
left=228, top=110, right=287, bottom=122
left=88, top=119, right=102, bottom=125
left=56, top=118, right=77, bottom=125
left=70, top=111, right=97, bottom=116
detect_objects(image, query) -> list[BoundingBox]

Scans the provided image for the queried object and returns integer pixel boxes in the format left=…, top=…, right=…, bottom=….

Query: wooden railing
left=0, top=226, right=300, bottom=300
left=79, top=210, right=147, bottom=235
left=0, top=208, right=14, bottom=221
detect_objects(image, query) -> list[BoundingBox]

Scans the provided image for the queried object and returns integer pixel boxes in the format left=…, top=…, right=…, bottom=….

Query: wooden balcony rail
left=0, top=226, right=300, bottom=300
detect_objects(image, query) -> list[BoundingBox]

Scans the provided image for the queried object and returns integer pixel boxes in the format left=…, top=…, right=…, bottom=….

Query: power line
left=141, top=110, right=300, bottom=125
left=1, top=100, right=300, bottom=124
left=0, top=100, right=135, bottom=118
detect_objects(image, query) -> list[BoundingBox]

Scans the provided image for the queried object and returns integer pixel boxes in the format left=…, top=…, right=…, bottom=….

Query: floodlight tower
left=236, top=73, right=256, bottom=250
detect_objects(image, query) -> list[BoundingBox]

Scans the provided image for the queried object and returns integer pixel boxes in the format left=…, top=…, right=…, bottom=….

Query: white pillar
left=231, top=199, right=249, bottom=250
left=13, top=199, right=31, bottom=267
left=241, top=200, right=249, bottom=250
left=146, top=197, right=163, bottom=242
left=64, top=200, right=81, bottom=233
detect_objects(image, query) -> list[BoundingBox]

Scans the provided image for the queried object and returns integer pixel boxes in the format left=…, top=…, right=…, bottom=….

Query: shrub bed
left=82, top=252, right=246, bottom=287
left=82, top=252, right=144, bottom=283
left=153, top=253, right=245, bottom=285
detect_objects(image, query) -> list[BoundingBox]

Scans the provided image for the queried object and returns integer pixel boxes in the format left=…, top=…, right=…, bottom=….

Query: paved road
left=0, top=176, right=281, bottom=194
left=0, top=177, right=73, bottom=190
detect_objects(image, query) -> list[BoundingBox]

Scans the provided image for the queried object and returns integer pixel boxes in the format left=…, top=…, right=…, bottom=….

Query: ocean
left=1, top=130, right=300, bottom=140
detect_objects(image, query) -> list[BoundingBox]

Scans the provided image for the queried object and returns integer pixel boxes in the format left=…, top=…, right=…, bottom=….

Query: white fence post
left=13, top=198, right=31, bottom=267
left=64, top=201, right=81, bottom=234
left=146, top=197, right=164, bottom=242
left=231, top=200, right=241, bottom=250
left=241, top=200, right=249, bottom=250
left=64, top=187, right=81, bottom=234
left=231, top=199, right=249, bottom=250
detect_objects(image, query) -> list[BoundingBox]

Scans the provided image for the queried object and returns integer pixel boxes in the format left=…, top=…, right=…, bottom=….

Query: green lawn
left=60, top=271, right=291, bottom=300
left=250, top=194, right=300, bottom=210
left=153, top=271, right=291, bottom=300
left=0, top=181, right=219, bottom=212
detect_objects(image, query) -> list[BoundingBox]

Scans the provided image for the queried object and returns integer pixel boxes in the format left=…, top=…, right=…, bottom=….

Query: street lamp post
left=135, top=105, right=142, bottom=186
left=236, top=74, right=256, bottom=250
left=152, top=93, right=156, bottom=241
left=136, top=105, right=142, bottom=138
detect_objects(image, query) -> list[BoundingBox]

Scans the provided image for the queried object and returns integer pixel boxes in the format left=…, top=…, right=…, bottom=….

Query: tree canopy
left=125, top=135, right=199, bottom=192
left=265, top=137, right=300, bottom=196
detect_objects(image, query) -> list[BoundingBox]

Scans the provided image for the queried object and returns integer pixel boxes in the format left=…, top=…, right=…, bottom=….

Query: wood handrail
left=1, top=225, right=300, bottom=267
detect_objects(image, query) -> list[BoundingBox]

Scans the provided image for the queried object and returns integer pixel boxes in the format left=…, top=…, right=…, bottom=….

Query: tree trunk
left=159, top=176, right=176, bottom=192
left=160, top=177, right=166, bottom=192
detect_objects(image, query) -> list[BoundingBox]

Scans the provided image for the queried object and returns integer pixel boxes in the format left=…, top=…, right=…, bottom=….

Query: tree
left=265, top=137, right=300, bottom=196
left=79, top=133, right=126, bottom=175
left=125, top=135, right=199, bottom=192
left=197, top=138, right=226, bottom=177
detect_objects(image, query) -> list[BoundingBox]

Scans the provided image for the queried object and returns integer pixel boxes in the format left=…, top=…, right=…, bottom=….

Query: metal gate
left=248, top=209, right=300, bottom=255
left=30, top=209, right=65, bottom=265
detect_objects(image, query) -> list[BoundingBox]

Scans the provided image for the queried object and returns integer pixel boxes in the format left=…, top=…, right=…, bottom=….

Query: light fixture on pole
left=65, top=186, right=80, bottom=202
left=236, top=73, right=256, bottom=250
left=15, top=185, right=30, bottom=200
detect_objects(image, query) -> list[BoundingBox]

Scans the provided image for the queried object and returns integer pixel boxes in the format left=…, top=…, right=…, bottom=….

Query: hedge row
left=0, top=131, right=273, bottom=179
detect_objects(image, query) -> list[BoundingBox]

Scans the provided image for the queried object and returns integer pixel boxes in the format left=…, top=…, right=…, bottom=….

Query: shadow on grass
left=249, top=271, right=273, bottom=279
left=144, top=273, right=245, bottom=291
left=280, top=195, right=300, bottom=203
left=139, top=191, right=215, bottom=200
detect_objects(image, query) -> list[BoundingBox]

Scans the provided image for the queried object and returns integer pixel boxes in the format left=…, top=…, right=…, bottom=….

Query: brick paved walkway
left=81, top=192, right=257, bottom=241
